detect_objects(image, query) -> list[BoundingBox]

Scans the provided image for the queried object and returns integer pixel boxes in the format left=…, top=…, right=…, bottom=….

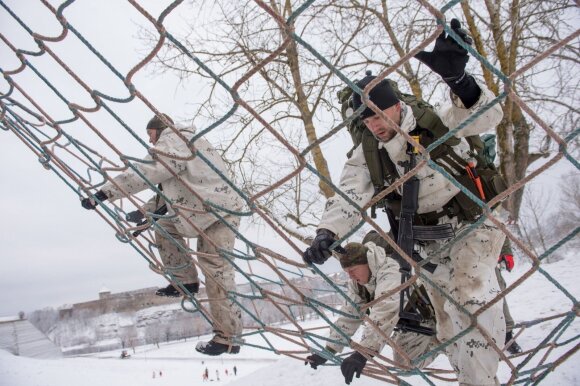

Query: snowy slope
left=0, top=318, right=62, bottom=359
left=0, top=254, right=578, bottom=386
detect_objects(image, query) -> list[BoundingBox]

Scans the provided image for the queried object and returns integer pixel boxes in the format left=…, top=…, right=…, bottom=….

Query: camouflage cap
left=146, top=114, right=174, bottom=131
left=339, top=242, right=369, bottom=269
left=362, top=230, right=395, bottom=254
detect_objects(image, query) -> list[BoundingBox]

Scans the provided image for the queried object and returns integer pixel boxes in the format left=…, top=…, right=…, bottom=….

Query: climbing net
left=1, top=0, right=578, bottom=385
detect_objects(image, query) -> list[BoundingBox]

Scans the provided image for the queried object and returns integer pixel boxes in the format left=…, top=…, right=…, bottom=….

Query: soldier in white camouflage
left=81, top=114, right=243, bottom=356
left=305, top=234, right=521, bottom=384
left=305, top=231, right=437, bottom=384
left=392, top=237, right=523, bottom=371
left=304, top=19, right=507, bottom=386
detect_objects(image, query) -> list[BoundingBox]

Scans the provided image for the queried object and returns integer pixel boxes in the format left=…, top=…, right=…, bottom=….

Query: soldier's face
left=147, top=128, right=160, bottom=145
left=363, top=103, right=401, bottom=142
left=344, top=264, right=371, bottom=285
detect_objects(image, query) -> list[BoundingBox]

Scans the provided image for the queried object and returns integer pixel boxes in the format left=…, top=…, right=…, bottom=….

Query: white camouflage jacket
left=319, top=83, right=503, bottom=238
left=326, top=242, right=400, bottom=353
left=101, top=125, right=243, bottom=237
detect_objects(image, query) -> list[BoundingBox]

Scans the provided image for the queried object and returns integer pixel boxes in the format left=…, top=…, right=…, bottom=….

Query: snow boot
left=505, top=331, right=523, bottom=354
left=196, top=337, right=240, bottom=356
left=155, top=282, right=199, bottom=297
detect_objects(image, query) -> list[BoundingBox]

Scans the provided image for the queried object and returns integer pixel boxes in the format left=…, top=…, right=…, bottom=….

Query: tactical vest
left=338, top=80, right=507, bottom=223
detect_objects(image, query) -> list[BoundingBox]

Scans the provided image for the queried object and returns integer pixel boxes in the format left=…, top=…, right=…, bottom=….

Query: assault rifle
left=388, top=137, right=455, bottom=322
left=132, top=204, right=168, bottom=237
left=394, top=318, right=435, bottom=336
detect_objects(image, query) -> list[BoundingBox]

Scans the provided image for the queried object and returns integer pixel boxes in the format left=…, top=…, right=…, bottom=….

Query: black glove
left=415, top=18, right=472, bottom=80
left=303, top=229, right=336, bottom=265
left=304, top=353, right=327, bottom=369
left=126, top=210, right=145, bottom=223
left=81, top=190, right=108, bottom=210
left=415, top=19, right=480, bottom=108
left=341, top=352, right=367, bottom=385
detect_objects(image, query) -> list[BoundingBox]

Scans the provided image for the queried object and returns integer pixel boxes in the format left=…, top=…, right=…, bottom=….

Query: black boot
left=155, top=282, right=199, bottom=297
left=195, top=337, right=240, bottom=356
left=505, top=331, right=523, bottom=354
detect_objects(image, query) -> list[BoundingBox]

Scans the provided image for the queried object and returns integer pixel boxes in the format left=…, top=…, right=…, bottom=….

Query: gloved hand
left=81, top=190, right=108, bottom=210
left=303, top=229, right=336, bottom=265
left=498, top=254, right=515, bottom=272
left=126, top=210, right=145, bottom=223
left=304, top=353, right=327, bottom=369
left=415, top=18, right=472, bottom=81
left=341, top=352, right=367, bottom=385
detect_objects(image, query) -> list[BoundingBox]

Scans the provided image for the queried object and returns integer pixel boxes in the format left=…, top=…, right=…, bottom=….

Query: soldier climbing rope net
left=1, top=1, right=578, bottom=385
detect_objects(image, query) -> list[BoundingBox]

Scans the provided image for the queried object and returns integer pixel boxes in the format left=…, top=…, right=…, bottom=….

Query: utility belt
left=374, top=161, right=507, bottom=226
left=382, top=194, right=487, bottom=227
left=416, top=197, right=464, bottom=225
left=382, top=196, right=458, bottom=226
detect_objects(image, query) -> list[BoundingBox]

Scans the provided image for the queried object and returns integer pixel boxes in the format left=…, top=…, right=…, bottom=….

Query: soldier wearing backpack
left=303, top=19, right=507, bottom=386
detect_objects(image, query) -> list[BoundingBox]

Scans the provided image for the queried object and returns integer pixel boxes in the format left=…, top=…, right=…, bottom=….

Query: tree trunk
left=283, top=3, right=334, bottom=199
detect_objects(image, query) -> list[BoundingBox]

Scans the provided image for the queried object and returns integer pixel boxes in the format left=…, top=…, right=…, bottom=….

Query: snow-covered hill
left=1, top=254, right=578, bottom=386
left=0, top=317, right=62, bottom=359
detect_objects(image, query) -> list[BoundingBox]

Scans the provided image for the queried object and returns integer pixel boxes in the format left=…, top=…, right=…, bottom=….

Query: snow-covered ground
left=1, top=254, right=578, bottom=386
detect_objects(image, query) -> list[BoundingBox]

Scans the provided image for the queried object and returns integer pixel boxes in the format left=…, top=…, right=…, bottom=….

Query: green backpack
left=337, top=80, right=506, bottom=223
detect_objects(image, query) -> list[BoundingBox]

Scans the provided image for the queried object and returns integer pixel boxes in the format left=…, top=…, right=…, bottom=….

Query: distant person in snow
left=81, top=114, right=243, bottom=356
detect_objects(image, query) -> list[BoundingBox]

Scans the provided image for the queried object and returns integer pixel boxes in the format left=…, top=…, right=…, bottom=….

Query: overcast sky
left=0, top=0, right=350, bottom=316
left=1, top=1, right=576, bottom=317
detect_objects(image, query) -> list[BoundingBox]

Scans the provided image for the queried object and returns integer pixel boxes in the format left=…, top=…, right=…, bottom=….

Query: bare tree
left=337, top=0, right=578, bottom=220
left=142, top=0, right=381, bottom=239
left=460, top=0, right=579, bottom=219
left=519, top=185, right=552, bottom=261
left=143, top=0, right=578, bottom=237
left=552, top=172, right=580, bottom=251
left=518, top=172, right=579, bottom=264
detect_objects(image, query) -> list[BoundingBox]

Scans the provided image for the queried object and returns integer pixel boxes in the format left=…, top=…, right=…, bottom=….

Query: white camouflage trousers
left=392, top=318, right=439, bottom=369
left=155, top=216, right=243, bottom=343
left=418, top=217, right=506, bottom=386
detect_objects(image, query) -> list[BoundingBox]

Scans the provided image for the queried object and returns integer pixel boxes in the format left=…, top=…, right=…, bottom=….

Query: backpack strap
left=356, top=283, right=373, bottom=316
left=361, top=129, right=385, bottom=190
left=360, top=130, right=401, bottom=218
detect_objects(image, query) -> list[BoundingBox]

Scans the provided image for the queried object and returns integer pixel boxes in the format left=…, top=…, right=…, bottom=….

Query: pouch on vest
left=338, top=79, right=507, bottom=222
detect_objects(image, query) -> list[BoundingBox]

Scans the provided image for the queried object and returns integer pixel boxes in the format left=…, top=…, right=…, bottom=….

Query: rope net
left=1, top=1, right=578, bottom=385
